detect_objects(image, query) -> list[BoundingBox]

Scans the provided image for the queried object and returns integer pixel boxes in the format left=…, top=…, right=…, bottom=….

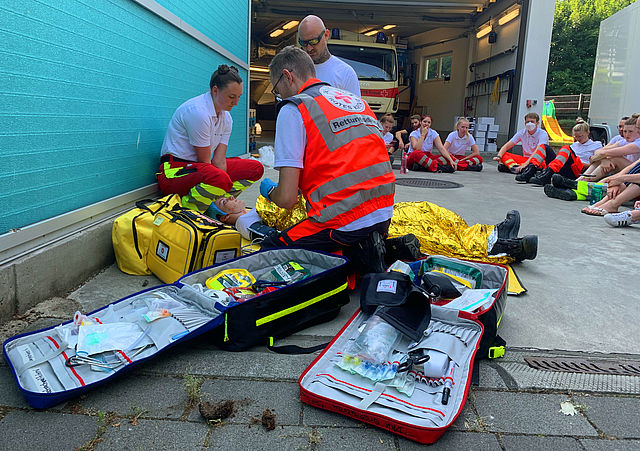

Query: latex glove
left=260, top=178, right=278, bottom=201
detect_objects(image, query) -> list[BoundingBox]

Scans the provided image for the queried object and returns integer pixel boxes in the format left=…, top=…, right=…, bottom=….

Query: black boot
left=530, top=167, right=555, bottom=186
left=514, top=164, right=538, bottom=183
left=551, top=173, right=578, bottom=189
left=544, top=184, right=577, bottom=201
left=498, top=163, right=515, bottom=173
left=412, top=163, right=427, bottom=172
left=495, top=210, right=520, bottom=240
left=385, top=234, right=424, bottom=265
left=465, top=164, right=483, bottom=172
left=489, top=236, right=538, bottom=262
left=437, top=164, right=455, bottom=173
left=344, top=231, right=387, bottom=274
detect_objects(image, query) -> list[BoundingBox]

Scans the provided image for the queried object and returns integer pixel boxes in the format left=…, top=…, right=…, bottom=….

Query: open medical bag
left=299, top=255, right=508, bottom=444
left=3, top=248, right=350, bottom=409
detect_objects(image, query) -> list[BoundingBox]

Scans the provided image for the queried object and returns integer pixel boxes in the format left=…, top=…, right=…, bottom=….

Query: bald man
left=297, top=15, right=360, bottom=96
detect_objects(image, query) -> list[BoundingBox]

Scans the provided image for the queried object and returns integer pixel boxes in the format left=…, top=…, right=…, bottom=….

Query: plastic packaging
left=76, top=323, right=143, bottom=356
left=206, top=269, right=256, bottom=290
left=590, top=185, right=603, bottom=205
left=344, top=314, right=401, bottom=364
left=267, top=261, right=310, bottom=283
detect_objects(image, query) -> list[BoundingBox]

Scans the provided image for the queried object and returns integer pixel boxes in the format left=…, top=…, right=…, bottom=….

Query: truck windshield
left=328, top=44, right=397, bottom=82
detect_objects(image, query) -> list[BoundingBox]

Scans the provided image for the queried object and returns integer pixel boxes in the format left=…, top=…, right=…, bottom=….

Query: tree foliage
left=545, top=0, right=636, bottom=95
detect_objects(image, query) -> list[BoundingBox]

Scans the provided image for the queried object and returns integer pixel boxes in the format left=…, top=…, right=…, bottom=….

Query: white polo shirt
left=627, top=137, right=640, bottom=163
left=509, top=128, right=549, bottom=157
left=570, top=139, right=602, bottom=164
left=161, top=92, right=232, bottom=161
left=609, top=134, right=625, bottom=146
left=445, top=131, right=476, bottom=156
left=409, top=128, right=439, bottom=153
left=315, top=55, right=361, bottom=97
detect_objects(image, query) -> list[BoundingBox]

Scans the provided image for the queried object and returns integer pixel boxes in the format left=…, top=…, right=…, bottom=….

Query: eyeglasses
left=298, top=30, right=326, bottom=47
left=271, top=72, right=285, bottom=102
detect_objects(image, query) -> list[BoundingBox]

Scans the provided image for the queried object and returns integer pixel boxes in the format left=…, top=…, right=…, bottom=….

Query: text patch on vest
left=319, top=86, right=365, bottom=113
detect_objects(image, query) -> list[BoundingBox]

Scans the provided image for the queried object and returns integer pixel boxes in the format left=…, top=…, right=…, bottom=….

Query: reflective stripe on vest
left=282, top=79, right=395, bottom=225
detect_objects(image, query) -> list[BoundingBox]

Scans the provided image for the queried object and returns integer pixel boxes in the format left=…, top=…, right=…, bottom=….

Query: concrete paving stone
left=473, top=391, right=598, bottom=436
left=315, top=425, right=398, bottom=450
left=95, top=417, right=209, bottom=450
left=398, top=431, right=501, bottom=450
left=79, top=374, right=190, bottom=419
left=500, top=434, right=583, bottom=450
left=192, top=379, right=301, bottom=426
left=206, top=424, right=314, bottom=450
left=0, top=410, right=98, bottom=451
left=0, top=365, right=33, bottom=409
left=574, top=394, right=640, bottom=438
left=141, top=344, right=317, bottom=382
left=477, top=362, right=509, bottom=389
left=68, top=264, right=163, bottom=314
left=580, top=438, right=640, bottom=451
left=449, top=399, right=478, bottom=432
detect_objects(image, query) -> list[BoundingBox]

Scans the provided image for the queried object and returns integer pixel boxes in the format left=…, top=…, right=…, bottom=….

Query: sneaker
left=530, top=167, right=554, bottom=186
left=514, top=164, right=538, bottom=183
left=346, top=231, right=387, bottom=274
left=495, top=210, right=520, bottom=240
left=465, top=164, right=483, bottom=172
left=604, top=211, right=639, bottom=227
left=385, top=234, right=424, bottom=264
left=497, top=163, right=515, bottom=173
left=437, top=164, right=455, bottom=173
left=489, top=235, right=538, bottom=262
left=544, top=184, right=577, bottom=201
left=551, top=173, right=578, bottom=189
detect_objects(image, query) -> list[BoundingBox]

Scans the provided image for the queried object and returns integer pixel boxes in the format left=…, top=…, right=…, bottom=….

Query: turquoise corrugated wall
left=0, top=0, right=249, bottom=234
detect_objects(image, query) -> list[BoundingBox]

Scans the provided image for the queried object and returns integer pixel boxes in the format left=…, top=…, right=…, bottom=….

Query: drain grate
left=395, top=178, right=463, bottom=189
left=524, top=356, right=640, bottom=377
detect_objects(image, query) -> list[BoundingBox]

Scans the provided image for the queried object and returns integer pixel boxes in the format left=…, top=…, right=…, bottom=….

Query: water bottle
left=400, top=150, right=408, bottom=174
left=589, top=185, right=602, bottom=205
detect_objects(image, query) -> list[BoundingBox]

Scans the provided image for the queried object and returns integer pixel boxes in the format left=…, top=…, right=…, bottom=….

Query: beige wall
left=408, top=28, right=470, bottom=136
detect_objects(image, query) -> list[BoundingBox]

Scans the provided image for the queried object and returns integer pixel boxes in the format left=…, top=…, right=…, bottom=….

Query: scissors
left=396, top=350, right=431, bottom=373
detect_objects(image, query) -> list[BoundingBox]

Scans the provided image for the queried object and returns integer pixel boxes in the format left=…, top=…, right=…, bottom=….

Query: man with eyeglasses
left=297, top=15, right=360, bottom=96
left=610, top=116, right=630, bottom=146
left=258, top=46, right=421, bottom=274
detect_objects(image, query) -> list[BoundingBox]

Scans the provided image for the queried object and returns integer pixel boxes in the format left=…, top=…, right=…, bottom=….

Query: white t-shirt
left=509, top=128, right=549, bottom=157
left=445, top=131, right=476, bottom=156
left=161, top=92, right=232, bottom=161
left=409, top=128, right=439, bottom=153
left=383, top=132, right=394, bottom=145
left=315, top=55, right=361, bottom=96
left=609, top=134, right=625, bottom=146
left=274, top=103, right=392, bottom=230
left=570, top=139, right=602, bottom=164
left=627, top=137, right=640, bottom=163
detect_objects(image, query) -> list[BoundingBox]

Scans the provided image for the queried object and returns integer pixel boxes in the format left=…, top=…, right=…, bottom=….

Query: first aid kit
left=3, top=248, right=350, bottom=409
left=299, top=255, right=508, bottom=444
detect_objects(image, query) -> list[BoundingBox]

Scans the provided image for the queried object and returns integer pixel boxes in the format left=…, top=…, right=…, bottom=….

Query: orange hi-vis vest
left=279, top=79, right=396, bottom=227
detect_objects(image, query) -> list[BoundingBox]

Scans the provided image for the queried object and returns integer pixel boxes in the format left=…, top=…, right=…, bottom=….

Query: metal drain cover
left=524, top=356, right=640, bottom=377
left=395, top=178, right=463, bottom=189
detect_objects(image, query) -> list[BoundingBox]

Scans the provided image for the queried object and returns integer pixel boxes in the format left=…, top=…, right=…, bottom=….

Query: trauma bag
left=146, top=207, right=242, bottom=283
left=299, top=255, right=508, bottom=444
left=3, top=248, right=350, bottom=409
left=112, top=194, right=181, bottom=275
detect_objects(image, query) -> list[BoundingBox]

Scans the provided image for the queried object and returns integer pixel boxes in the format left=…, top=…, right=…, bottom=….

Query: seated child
left=395, top=114, right=421, bottom=151
left=407, top=115, right=457, bottom=173
left=380, top=114, right=398, bottom=162
left=493, top=112, right=555, bottom=183
left=580, top=159, right=640, bottom=216
left=530, top=121, right=602, bottom=186
left=443, top=117, right=483, bottom=171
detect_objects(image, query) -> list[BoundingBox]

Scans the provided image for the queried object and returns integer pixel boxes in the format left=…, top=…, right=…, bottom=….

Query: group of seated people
left=382, top=114, right=483, bottom=173
left=493, top=112, right=640, bottom=228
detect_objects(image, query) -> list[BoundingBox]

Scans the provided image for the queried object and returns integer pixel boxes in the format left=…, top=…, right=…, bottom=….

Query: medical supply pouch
left=3, top=248, right=350, bottom=409
left=178, top=248, right=351, bottom=351
left=299, top=305, right=483, bottom=444
left=146, top=207, right=242, bottom=283
left=409, top=256, right=508, bottom=360
left=112, top=194, right=181, bottom=275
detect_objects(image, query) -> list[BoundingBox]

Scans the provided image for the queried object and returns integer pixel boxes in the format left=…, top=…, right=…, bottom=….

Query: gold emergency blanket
left=256, top=197, right=513, bottom=264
